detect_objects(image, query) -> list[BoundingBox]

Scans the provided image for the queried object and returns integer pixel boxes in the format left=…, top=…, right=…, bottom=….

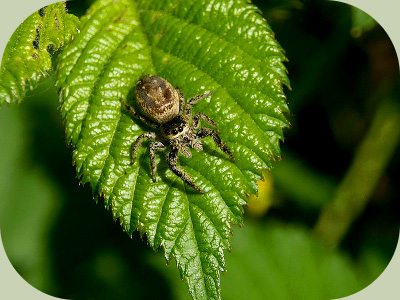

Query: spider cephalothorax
left=121, top=75, right=235, bottom=193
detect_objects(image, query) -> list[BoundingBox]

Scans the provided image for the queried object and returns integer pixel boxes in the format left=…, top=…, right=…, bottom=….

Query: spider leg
left=184, top=91, right=214, bottom=116
left=168, top=149, right=205, bottom=194
left=175, top=87, right=185, bottom=114
left=196, top=128, right=236, bottom=162
left=192, top=112, right=219, bottom=132
left=120, top=98, right=159, bottom=128
left=131, top=132, right=157, bottom=165
left=149, top=141, right=166, bottom=182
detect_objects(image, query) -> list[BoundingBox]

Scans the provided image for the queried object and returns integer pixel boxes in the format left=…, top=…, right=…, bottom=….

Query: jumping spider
left=120, top=75, right=235, bottom=194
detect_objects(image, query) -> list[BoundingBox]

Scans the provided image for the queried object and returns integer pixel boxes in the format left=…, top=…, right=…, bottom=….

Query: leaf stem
left=313, top=99, right=400, bottom=248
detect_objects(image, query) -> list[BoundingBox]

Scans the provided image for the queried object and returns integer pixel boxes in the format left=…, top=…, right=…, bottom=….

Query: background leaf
left=0, top=2, right=79, bottom=105
left=55, top=0, right=289, bottom=298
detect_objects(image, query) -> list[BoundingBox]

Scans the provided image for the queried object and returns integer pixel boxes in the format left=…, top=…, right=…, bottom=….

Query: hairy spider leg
left=149, top=141, right=166, bottom=182
left=175, top=87, right=185, bottom=114
left=196, top=128, right=236, bottom=162
left=131, top=132, right=157, bottom=164
left=192, top=112, right=219, bottom=132
left=168, top=149, right=205, bottom=194
left=184, top=91, right=214, bottom=116
left=120, top=98, right=159, bottom=128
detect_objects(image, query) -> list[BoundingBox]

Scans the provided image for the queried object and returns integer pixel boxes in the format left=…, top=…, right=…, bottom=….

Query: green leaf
left=55, top=0, right=289, bottom=299
left=0, top=2, right=79, bottom=105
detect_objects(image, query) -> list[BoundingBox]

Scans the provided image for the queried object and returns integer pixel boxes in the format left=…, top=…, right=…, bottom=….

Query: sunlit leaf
left=55, top=0, right=290, bottom=298
left=0, top=2, right=79, bottom=105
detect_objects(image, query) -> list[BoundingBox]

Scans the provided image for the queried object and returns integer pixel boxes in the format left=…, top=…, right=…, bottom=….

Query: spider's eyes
left=178, top=126, right=183, bottom=132
left=172, top=129, right=178, bottom=135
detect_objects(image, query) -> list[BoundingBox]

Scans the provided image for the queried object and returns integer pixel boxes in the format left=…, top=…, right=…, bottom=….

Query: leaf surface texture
left=55, top=0, right=290, bottom=298
left=0, top=2, right=79, bottom=105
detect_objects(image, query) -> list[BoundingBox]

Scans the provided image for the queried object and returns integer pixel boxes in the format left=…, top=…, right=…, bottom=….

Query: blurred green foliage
left=0, top=0, right=399, bottom=299
left=153, top=220, right=388, bottom=300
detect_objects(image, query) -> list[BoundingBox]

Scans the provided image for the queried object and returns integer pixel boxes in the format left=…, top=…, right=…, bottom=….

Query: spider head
left=161, top=115, right=189, bottom=139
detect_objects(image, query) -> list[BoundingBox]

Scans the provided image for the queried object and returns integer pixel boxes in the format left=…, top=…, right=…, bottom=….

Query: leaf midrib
left=189, top=201, right=220, bottom=299
left=153, top=176, right=177, bottom=247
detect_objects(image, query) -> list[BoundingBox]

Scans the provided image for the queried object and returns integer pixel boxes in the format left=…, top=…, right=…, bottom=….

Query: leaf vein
left=140, top=6, right=284, bottom=76
left=153, top=176, right=178, bottom=247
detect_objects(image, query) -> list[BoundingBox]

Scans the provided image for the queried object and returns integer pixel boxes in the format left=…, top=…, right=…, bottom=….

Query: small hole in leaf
left=38, top=6, right=47, bottom=17
left=32, top=39, right=39, bottom=50
left=32, top=24, right=41, bottom=50
left=32, top=53, right=39, bottom=60
left=47, top=44, right=56, bottom=54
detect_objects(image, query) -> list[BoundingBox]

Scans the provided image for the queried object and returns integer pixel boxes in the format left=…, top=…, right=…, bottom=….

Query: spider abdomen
left=135, top=75, right=180, bottom=124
